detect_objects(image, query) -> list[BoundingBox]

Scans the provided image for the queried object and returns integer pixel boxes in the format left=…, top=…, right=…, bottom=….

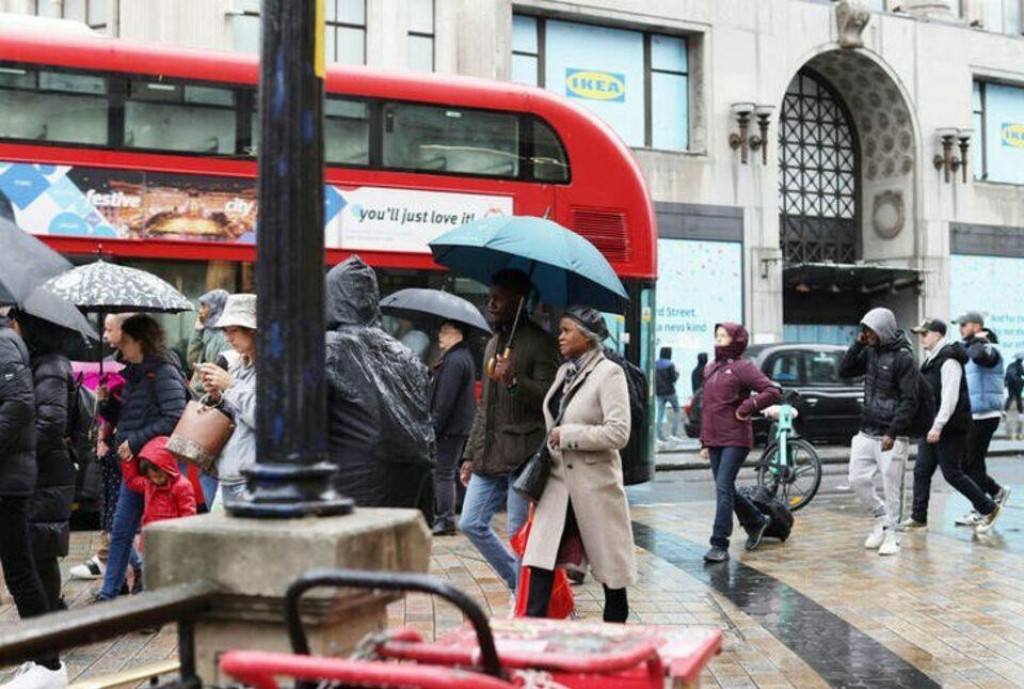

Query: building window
left=511, top=15, right=689, bottom=151
left=34, top=0, right=109, bottom=32
left=234, top=0, right=367, bottom=65
left=973, top=80, right=1024, bottom=184
left=408, top=0, right=434, bottom=72
left=986, top=0, right=1023, bottom=34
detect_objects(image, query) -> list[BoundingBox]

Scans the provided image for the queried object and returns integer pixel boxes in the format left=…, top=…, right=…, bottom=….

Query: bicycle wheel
left=755, top=438, right=822, bottom=511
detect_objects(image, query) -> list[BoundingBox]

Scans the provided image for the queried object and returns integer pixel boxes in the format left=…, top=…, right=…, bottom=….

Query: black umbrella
left=0, top=218, right=73, bottom=305
left=42, top=260, right=193, bottom=314
left=21, top=286, right=98, bottom=341
left=380, top=288, right=491, bottom=334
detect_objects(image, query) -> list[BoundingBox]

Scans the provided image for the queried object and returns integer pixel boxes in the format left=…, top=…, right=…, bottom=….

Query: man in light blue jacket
left=955, top=311, right=1011, bottom=527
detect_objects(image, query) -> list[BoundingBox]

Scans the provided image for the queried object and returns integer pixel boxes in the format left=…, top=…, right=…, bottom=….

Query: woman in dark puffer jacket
left=19, top=313, right=76, bottom=612
left=96, top=315, right=187, bottom=602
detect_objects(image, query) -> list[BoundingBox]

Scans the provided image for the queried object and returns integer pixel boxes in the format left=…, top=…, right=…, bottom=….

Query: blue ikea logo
left=565, top=69, right=625, bottom=103
left=1001, top=123, right=1024, bottom=149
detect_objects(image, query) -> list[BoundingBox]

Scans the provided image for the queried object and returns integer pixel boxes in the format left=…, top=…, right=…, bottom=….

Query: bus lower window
left=0, top=68, right=108, bottom=145
left=383, top=103, right=520, bottom=178
left=125, top=81, right=237, bottom=154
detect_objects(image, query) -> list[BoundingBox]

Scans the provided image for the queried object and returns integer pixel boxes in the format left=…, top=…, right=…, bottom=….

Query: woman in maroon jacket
left=700, top=323, right=781, bottom=563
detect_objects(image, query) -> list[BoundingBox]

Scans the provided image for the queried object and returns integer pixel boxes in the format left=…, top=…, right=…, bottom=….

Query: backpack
left=603, top=348, right=648, bottom=439
left=907, top=369, right=938, bottom=439
left=66, top=373, right=97, bottom=460
left=742, top=485, right=794, bottom=542
left=603, top=348, right=650, bottom=485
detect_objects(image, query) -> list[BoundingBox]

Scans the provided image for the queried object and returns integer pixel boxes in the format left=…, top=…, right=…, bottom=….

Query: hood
left=714, top=322, right=749, bottom=361
left=200, top=289, right=230, bottom=329
left=326, top=256, right=381, bottom=329
left=861, top=307, right=898, bottom=344
left=138, top=436, right=181, bottom=480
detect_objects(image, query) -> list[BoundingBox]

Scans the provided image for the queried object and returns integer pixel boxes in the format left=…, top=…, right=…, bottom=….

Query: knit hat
left=562, top=305, right=610, bottom=342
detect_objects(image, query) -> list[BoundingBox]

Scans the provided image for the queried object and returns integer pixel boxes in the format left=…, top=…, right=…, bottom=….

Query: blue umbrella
left=429, top=216, right=628, bottom=314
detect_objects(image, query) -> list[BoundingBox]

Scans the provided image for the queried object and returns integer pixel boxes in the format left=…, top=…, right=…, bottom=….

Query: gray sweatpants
left=848, top=432, right=908, bottom=530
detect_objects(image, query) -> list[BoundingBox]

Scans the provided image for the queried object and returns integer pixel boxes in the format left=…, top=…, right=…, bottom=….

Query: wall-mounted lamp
left=759, top=255, right=780, bottom=279
left=933, top=127, right=973, bottom=184
left=730, top=103, right=775, bottom=165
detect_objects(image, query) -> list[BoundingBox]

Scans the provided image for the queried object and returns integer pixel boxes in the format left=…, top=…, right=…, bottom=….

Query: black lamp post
left=227, top=0, right=353, bottom=518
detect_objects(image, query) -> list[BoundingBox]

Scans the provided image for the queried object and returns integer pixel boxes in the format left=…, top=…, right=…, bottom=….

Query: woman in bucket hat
left=199, top=294, right=257, bottom=509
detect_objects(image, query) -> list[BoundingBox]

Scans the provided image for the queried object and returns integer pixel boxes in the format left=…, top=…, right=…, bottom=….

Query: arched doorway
left=778, top=52, right=920, bottom=344
left=779, top=70, right=859, bottom=265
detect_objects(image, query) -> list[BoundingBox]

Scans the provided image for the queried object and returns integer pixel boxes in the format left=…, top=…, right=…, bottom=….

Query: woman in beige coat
left=522, top=306, right=636, bottom=622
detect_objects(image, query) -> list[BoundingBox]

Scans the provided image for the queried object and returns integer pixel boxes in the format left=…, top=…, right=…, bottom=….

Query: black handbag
left=512, top=367, right=591, bottom=502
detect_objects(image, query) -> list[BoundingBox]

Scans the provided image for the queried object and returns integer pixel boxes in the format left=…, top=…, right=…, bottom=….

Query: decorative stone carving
left=872, top=191, right=905, bottom=239
left=836, top=1, right=871, bottom=50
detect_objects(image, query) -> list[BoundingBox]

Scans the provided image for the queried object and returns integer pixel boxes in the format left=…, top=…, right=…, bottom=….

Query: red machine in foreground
left=219, top=569, right=722, bottom=689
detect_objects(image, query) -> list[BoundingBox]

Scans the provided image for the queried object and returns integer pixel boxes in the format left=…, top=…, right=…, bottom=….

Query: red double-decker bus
left=0, top=24, right=658, bottom=480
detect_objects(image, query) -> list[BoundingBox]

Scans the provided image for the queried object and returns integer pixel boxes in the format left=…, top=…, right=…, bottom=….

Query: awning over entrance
left=783, top=262, right=924, bottom=294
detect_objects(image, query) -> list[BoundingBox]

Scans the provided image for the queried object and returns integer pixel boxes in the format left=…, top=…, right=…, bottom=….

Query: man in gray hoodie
left=839, top=307, right=918, bottom=556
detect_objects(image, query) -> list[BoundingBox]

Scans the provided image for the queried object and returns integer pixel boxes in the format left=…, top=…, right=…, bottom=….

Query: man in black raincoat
left=324, top=257, right=435, bottom=520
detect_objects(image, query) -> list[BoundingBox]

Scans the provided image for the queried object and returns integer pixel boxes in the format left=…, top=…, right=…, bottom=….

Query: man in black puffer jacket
left=840, top=307, right=918, bottom=557
left=0, top=307, right=65, bottom=683
left=17, top=312, right=76, bottom=612
left=906, top=319, right=999, bottom=534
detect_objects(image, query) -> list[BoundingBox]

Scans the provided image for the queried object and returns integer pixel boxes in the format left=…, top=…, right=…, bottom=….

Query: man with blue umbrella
left=458, top=269, right=560, bottom=597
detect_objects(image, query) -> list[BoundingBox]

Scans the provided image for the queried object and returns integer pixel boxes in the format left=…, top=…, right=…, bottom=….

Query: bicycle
left=754, top=393, right=822, bottom=511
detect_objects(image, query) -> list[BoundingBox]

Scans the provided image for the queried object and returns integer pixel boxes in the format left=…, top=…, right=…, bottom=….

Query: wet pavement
left=2, top=457, right=1022, bottom=687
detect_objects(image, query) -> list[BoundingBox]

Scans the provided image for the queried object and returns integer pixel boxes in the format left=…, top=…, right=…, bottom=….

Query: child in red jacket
left=123, top=436, right=197, bottom=541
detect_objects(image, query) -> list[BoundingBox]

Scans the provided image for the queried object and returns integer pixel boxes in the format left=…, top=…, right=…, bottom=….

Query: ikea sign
left=1001, top=123, right=1024, bottom=149
left=565, top=69, right=625, bottom=102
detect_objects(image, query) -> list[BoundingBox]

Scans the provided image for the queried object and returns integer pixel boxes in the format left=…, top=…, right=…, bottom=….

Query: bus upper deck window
left=125, top=80, right=237, bottom=155
left=382, top=102, right=520, bottom=178
left=530, top=118, right=569, bottom=182
left=325, top=98, right=370, bottom=166
left=0, top=67, right=108, bottom=146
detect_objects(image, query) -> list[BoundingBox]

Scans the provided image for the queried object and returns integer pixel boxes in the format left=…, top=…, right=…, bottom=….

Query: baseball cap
left=911, top=318, right=947, bottom=336
left=956, top=311, right=984, bottom=326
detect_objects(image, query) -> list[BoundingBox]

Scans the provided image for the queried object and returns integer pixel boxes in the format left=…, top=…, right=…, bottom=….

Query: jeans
left=848, top=432, right=908, bottom=530
left=656, top=394, right=681, bottom=440
left=966, top=417, right=1002, bottom=498
left=912, top=433, right=996, bottom=523
left=199, top=472, right=219, bottom=510
left=99, top=481, right=144, bottom=600
left=0, top=497, right=60, bottom=669
left=433, top=436, right=465, bottom=530
left=458, top=472, right=529, bottom=592
left=708, top=446, right=764, bottom=548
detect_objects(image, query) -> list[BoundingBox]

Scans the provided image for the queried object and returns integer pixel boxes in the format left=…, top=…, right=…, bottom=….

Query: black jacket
left=103, top=354, right=187, bottom=456
left=0, top=323, right=36, bottom=497
left=1006, top=359, right=1024, bottom=392
left=920, top=342, right=972, bottom=436
left=28, top=352, right=75, bottom=559
left=655, top=362, right=678, bottom=396
left=840, top=333, right=918, bottom=437
left=429, top=342, right=476, bottom=439
left=324, top=257, right=434, bottom=507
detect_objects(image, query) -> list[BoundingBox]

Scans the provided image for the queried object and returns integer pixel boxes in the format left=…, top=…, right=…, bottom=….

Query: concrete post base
left=144, top=509, right=430, bottom=684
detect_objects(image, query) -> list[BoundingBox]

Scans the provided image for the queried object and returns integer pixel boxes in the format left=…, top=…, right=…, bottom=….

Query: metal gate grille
left=778, top=71, right=859, bottom=264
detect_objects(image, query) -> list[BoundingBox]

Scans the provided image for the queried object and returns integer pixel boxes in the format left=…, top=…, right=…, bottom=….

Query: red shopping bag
left=510, top=517, right=574, bottom=619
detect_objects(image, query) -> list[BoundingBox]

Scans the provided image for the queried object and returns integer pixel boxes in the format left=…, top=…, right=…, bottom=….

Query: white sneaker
left=954, top=511, right=981, bottom=527
left=995, top=486, right=1011, bottom=508
left=974, top=504, right=1002, bottom=534
left=864, top=518, right=885, bottom=549
left=878, top=530, right=900, bottom=556
left=69, top=556, right=105, bottom=581
left=900, top=518, right=928, bottom=532
left=0, top=662, right=67, bottom=689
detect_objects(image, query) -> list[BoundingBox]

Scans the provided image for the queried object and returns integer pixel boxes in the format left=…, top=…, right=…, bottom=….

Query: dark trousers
left=966, top=417, right=1002, bottom=498
left=526, top=566, right=628, bottom=623
left=34, top=556, right=64, bottom=613
left=433, top=436, right=465, bottom=530
left=912, top=434, right=996, bottom=523
left=1006, top=391, right=1023, bottom=413
left=388, top=462, right=435, bottom=527
left=708, top=446, right=764, bottom=548
left=0, top=497, right=59, bottom=669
